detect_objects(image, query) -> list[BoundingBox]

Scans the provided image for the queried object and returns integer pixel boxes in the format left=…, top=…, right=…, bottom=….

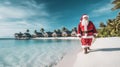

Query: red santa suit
left=77, top=14, right=97, bottom=48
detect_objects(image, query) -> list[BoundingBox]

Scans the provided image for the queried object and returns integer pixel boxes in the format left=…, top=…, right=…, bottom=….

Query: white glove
left=77, top=34, right=81, bottom=37
left=93, top=33, right=98, bottom=37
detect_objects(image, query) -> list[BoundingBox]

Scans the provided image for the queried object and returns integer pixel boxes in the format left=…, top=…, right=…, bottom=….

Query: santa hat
left=80, top=14, right=89, bottom=22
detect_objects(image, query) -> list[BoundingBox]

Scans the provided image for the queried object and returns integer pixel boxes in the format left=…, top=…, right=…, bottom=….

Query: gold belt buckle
left=84, top=31, right=88, bottom=33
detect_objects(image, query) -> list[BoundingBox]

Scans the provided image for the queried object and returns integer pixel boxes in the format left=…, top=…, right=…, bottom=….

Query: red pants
left=81, top=38, right=92, bottom=47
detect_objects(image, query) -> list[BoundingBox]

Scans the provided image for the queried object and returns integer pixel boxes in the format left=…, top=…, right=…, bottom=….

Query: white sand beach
left=56, top=37, right=120, bottom=67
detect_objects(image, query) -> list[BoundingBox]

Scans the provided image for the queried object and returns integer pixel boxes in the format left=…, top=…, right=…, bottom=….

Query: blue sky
left=0, top=0, right=119, bottom=38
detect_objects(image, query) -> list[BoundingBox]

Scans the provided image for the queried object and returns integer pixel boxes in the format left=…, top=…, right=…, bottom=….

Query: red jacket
left=77, top=21, right=97, bottom=36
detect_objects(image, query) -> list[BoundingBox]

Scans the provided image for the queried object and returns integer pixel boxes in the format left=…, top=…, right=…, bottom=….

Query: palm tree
left=99, top=22, right=106, bottom=28
left=62, top=27, right=67, bottom=32
left=116, top=12, right=120, bottom=21
left=73, top=27, right=77, bottom=33
left=106, top=19, right=114, bottom=36
left=26, top=29, right=29, bottom=32
left=18, top=32, right=23, bottom=39
left=46, top=31, right=53, bottom=37
left=14, top=33, right=19, bottom=39
left=98, top=22, right=107, bottom=37
left=34, top=30, right=37, bottom=34
left=108, top=19, right=119, bottom=36
left=54, top=30, right=57, bottom=32
left=98, top=12, right=120, bottom=37
left=112, top=0, right=120, bottom=10
left=40, top=28, right=47, bottom=37
left=40, top=28, right=45, bottom=34
left=56, top=29, right=62, bottom=37
left=57, top=29, right=61, bottom=32
left=25, top=29, right=31, bottom=39
left=33, top=30, right=38, bottom=37
left=61, top=27, right=68, bottom=37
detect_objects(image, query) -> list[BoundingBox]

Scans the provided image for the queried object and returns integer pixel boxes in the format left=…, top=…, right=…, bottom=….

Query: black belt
left=82, top=30, right=93, bottom=33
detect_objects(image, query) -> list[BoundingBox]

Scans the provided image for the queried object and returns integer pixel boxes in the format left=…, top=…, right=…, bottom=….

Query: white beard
left=81, top=19, right=89, bottom=31
left=81, top=19, right=89, bottom=37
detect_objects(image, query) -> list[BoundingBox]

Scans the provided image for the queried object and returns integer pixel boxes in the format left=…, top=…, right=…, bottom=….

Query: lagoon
left=0, top=39, right=80, bottom=67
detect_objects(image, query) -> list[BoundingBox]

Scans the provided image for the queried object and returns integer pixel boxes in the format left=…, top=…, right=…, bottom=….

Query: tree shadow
left=90, top=47, right=120, bottom=52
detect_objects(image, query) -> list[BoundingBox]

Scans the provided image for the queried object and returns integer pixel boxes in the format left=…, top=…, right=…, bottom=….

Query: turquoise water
left=0, top=39, right=80, bottom=67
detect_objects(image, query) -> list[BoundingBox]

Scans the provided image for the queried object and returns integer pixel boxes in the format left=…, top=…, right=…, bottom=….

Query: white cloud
left=91, top=3, right=114, bottom=17
left=0, top=0, right=49, bottom=20
left=0, top=5, right=48, bottom=19
left=4, top=1, right=11, bottom=5
left=0, top=28, right=23, bottom=38
left=0, top=0, right=52, bottom=37
left=0, top=21, right=34, bottom=38
left=93, top=4, right=113, bottom=13
left=0, top=19, right=52, bottom=37
left=0, top=6, right=29, bottom=19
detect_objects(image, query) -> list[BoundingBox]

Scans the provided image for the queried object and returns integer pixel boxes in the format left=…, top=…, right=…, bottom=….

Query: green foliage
left=98, top=12, right=120, bottom=37
left=112, top=0, right=120, bottom=10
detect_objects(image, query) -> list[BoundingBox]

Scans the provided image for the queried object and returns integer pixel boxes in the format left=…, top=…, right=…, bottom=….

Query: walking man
left=77, top=14, right=97, bottom=54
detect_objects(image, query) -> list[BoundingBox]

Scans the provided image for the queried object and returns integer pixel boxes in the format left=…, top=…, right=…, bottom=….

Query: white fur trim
left=77, top=34, right=81, bottom=37
left=81, top=35, right=94, bottom=38
left=82, top=15, right=89, bottom=18
left=82, top=45, right=90, bottom=48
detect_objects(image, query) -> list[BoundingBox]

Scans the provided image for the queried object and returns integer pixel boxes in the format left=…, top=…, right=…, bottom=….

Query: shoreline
left=32, top=37, right=79, bottom=40
left=0, top=37, right=79, bottom=40
left=55, top=37, right=120, bottom=67
left=55, top=47, right=81, bottom=67
left=0, top=37, right=119, bottom=40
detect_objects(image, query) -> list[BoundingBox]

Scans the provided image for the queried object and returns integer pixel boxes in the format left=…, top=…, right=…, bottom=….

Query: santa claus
left=77, top=14, right=97, bottom=54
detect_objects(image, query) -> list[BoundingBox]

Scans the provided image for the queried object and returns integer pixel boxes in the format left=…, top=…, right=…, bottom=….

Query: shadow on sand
left=90, top=47, right=120, bottom=52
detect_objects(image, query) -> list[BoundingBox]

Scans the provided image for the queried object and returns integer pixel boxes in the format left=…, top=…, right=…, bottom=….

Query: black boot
left=84, top=48, right=88, bottom=54
left=87, top=47, right=91, bottom=50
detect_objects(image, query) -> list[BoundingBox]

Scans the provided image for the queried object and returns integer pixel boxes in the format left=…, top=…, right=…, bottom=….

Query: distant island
left=14, top=12, right=120, bottom=40
left=14, top=27, right=77, bottom=40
